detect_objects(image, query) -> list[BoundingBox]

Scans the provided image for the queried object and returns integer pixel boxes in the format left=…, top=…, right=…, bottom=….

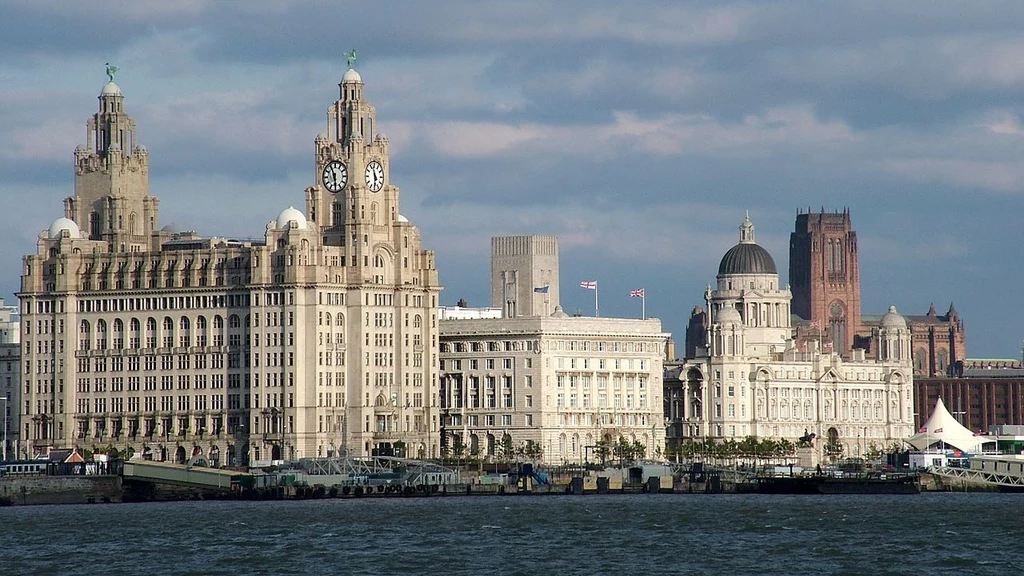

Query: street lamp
left=0, top=396, right=7, bottom=461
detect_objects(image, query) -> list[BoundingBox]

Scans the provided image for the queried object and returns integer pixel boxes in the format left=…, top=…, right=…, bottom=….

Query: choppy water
left=1, top=493, right=1019, bottom=575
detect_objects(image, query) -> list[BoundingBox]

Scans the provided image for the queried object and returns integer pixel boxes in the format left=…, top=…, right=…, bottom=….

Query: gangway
left=122, top=460, right=251, bottom=491
left=930, top=454, right=1024, bottom=489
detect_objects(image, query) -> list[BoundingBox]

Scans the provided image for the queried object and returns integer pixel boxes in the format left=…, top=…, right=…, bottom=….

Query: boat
left=754, top=473, right=921, bottom=495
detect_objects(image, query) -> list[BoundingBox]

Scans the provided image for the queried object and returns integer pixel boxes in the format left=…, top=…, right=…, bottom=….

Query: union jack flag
left=630, top=289, right=645, bottom=298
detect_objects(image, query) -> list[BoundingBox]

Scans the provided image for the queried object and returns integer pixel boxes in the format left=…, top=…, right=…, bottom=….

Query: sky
left=1, top=0, right=1023, bottom=358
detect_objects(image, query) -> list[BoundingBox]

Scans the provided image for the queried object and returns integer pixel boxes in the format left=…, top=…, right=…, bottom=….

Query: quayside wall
left=0, top=476, right=122, bottom=506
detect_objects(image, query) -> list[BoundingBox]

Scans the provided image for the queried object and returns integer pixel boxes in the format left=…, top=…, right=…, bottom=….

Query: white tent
left=906, top=398, right=990, bottom=453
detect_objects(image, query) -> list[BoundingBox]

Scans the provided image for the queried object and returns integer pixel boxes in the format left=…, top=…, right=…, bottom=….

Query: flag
left=630, top=288, right=645, bottom=298
left=534, top=286, right=549, bottom=294
left=933, top=428, right=943, bottom=434
left=973, top=430, right=981, bottom=436
left=809, top=320, right=820, bottom=329
left=917, top=426, right=927, bottom=434
left=580, top=281, right=597, bottom=289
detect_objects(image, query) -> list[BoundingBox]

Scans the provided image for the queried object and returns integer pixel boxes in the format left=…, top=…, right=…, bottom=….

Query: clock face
left=365, top=160, right=384, bottom=192
left=322, top=160, right=347, bottom=193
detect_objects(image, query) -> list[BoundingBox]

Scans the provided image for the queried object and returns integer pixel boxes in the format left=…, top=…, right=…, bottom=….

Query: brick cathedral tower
left=789, top=209, right=862, bottom=354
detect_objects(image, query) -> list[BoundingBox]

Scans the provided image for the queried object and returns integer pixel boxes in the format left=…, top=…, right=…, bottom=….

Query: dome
left=342, top=68, right=362, bottom=83
left=716, top=305, right=742, bottom=325
left=161, top=222, right=187, bottom=234
left=397, top=214, right=409, bottom=223
left=276, top=206, right=308, bottom=230
left=48, top=217, right=81, bottom=239
left=717, top=212, right=777, bottom=275
left=880, top=305, right=907, bottom=329
left=101, top=81, right=122, bottom=96
left=718, top=243, right=777, bottom=275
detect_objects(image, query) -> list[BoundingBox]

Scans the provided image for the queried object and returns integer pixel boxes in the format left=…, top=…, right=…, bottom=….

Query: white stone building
left=440, top=314, right=669, bottom=465
left=0, top=299, right=20, bottom=460
left=440, top=234, right=669, bottom=465
left=17, top=65, right=441, bottom=465
left=667, top=215, right=915, bottom=459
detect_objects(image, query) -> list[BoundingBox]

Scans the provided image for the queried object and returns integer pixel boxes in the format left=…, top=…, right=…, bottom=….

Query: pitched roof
left=906, top=398, right=988, bottom=453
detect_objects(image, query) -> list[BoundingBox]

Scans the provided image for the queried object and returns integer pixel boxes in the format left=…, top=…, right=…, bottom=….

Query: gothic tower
left=67, top=75, right=158, bottom=252
left=790, top=209, right=861, bottom=354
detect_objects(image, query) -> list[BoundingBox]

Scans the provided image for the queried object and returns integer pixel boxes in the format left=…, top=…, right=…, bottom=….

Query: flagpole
left=595, top=282, right=599, bottom=318
left=642, top=293, right=646, bottom=320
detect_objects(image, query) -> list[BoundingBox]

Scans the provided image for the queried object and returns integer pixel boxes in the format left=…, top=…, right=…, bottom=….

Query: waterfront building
left=914, top=361, right=1024, bottom=433
left=491, top=235, right=559, bottom=318
left=440, top=235, right=669, bottom=464
left=17, top=64, right=441, bottom=465
left=788, top=209, right=966, bottom=375
left=668, top=215, right=915, bottom=460
left=0, top=298, right=21, bottom=460
left=440, top=314, right=669, bottom=465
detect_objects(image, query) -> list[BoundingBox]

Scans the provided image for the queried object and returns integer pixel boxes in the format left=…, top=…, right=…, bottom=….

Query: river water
left=1, top=493, right=1018, bottom=575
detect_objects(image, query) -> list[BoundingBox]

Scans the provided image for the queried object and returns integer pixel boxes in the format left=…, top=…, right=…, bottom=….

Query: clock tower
left=298, top=58, right=442, bottom=458
left=305, top=65, right=394, bottom=245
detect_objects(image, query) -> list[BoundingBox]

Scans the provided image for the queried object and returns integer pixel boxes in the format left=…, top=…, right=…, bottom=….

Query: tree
left=522, top=440, right=543, bottom=462
left=824, top=437, right=843, bottom=462
left=631, top=440, right=646, bottom=461
left=498, top=434, right=515, bottom=461
left=594, top=440, right=611, bottom=465
left=451, top=438, right=465, bottom=459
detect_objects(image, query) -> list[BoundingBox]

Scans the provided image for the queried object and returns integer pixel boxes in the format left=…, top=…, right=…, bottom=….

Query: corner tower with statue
left=668, top=214, right=915, bottom=464
left=17, top=59, right=442, bottom=465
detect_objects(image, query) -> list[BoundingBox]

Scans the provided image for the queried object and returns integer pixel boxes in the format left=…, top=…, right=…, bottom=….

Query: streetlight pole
left=0, top=396, right=7, bottom=462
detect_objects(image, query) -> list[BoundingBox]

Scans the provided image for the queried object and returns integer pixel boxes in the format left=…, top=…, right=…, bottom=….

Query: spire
left=739, top=211, right=755, bottom=244
left=926, top=303, right=937, bottom=317
left=947, top=302, right=958, bottom=318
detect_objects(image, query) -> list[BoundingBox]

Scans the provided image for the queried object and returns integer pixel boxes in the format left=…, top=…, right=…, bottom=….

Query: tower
left=298, top=59, right=441, bottom=458
left=67, top=74, right=158, bottom=252
left=790, top=209, right=861, bottom=354
left=490, top=236, right=560, bottom=317
left=709, top=213, right=792, bottom=358
left=305, top=65, right=393, bottom=244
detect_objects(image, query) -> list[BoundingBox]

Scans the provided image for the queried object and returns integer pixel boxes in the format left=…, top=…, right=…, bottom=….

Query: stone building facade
left=491, top=235, right=560, bottom=318
left=0, top=299, right=20, bottom=460
left=17, top=66, right=441, bottom=465
left=673, top=215, right=915, bottom=460
left=440, top=314, right=669, bottom=465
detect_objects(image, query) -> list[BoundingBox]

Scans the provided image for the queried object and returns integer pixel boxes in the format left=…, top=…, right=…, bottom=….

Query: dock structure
left=930, top=455, right=1024, bottom=490
left=295, top=456, right=461, bottom=487
left=121, top=460, right=251, bottom=492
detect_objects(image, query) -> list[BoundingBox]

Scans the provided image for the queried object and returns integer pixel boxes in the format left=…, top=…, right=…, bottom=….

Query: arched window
left=146, top=317, right=157, bottom=348
left=162, top=317, right=174, bottom=348
left=213, top=315, right=224, bottom=346
left=112, top=319, right=124, bottom=349
left=196, top=316, right=208, bottom=347
left=129, top=318, right=141, bottom=348
left=96, top=320, right=108, bottom=349
left=179, top=317, right=191, bottom=347
left=413, top=315, right=422, bottom=329
left=79, top=320, right=92, bottom=351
